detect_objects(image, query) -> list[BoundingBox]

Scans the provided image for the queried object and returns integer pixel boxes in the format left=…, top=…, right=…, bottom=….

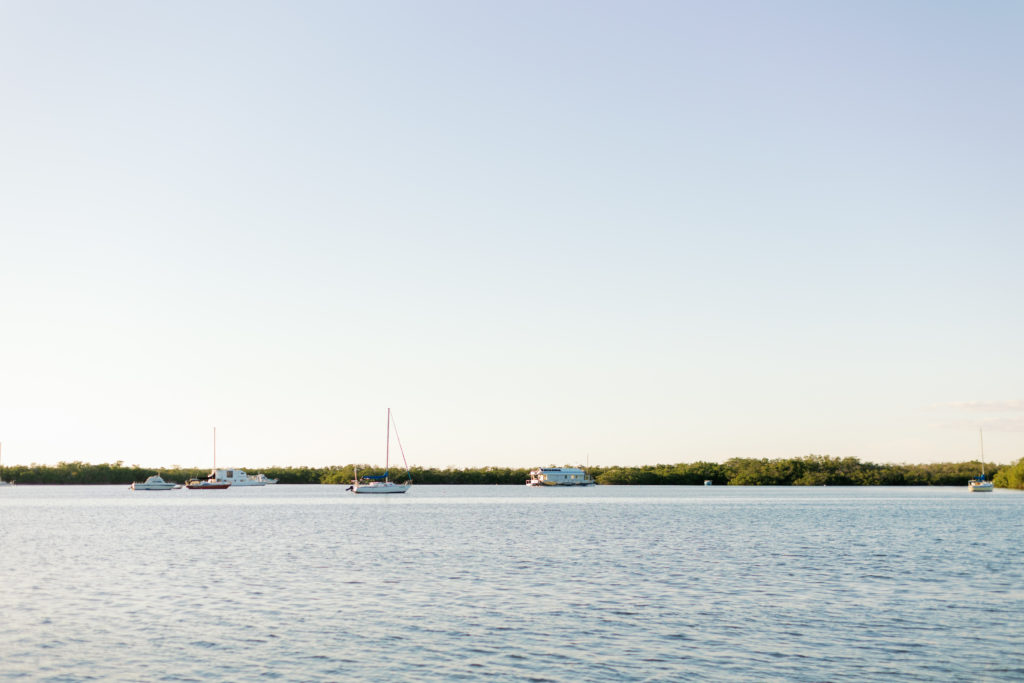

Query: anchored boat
left=131, top=475, right=179, bottom=491
left=186, top=428, right=232, bottom=490
left=526, top=467, right=595, bottom=486
left=203, top=469, right=276, bottom=486
left=968, top=428, right=994, bottom=493
left=349, top=409, right=412, bottom=494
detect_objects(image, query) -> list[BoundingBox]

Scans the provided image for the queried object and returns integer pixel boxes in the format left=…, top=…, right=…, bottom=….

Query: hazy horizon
left=2, top=2, right=1022, bottom=469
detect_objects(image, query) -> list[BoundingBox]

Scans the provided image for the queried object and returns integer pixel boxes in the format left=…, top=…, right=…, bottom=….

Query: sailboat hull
left=352, top=483, right=410, bottom=494
left=968, top=481, right=994, bottom=492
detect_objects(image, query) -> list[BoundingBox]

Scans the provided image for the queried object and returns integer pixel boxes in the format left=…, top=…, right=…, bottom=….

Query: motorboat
left=252, top=473, right=278, bottom=484
left=526, top=467, right=595, bottom=486
left=130, top=475, right=179, bottom=491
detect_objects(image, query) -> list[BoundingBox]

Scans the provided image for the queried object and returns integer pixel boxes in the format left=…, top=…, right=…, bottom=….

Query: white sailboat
left=968, top=428, right=994, bottom=493
left=186, top=428, right=232, bottom=490
left=0, top=442, right=12, bottom=487
left=349, top=409, right=412, bottom=494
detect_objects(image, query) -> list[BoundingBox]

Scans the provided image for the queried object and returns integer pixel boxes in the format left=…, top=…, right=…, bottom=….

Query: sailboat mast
left=979, top=427, right=985, bottom=476
left=385, top=408, right=391, bottom=482
left=214, top=427, right=217, bottom=470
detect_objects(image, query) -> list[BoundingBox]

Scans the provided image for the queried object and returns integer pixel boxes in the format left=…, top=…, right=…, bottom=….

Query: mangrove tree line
left=1, top=454, right=1021, bottom=488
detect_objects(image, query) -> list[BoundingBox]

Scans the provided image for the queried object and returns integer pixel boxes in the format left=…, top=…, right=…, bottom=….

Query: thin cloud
left=932, top=400, right=1024, bottom=412
left=928, top=400, right=1024, bottom=432
left=932, top=415, right=1024, bottom=433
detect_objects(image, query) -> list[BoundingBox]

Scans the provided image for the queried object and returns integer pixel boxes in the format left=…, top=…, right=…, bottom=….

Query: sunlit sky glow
left=2, top=1, right=1022, bottom=469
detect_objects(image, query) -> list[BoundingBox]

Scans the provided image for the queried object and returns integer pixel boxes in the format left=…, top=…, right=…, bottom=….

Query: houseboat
left=205, top=469, right=273, bottom=486
left=526, top=467, right=595, bottom=487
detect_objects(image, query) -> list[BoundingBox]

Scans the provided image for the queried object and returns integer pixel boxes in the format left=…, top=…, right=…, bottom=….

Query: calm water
left=1, top=485, right=1022, bottom=682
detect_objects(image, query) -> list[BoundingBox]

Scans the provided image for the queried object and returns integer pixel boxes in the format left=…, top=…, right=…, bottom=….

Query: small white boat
left=704, top=480, right=713, bottom=486
left=968, top=428, right=995, bottom=493
left=252, top=473, right=278, bottom=485
left=349, top=409, right=412, bottom=494
left=351, top=478, right=411, bottom=494
left=968, top=477, right=994, bottom=492
left=131, top=475, right=179, bottom=491
left=526, top=467, right=596, bottom=486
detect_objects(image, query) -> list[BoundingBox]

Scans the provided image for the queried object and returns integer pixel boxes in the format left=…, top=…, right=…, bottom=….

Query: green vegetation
left=0, top=455, right=1018, bottom=487
left=591, top=456, right=998, bottom=486
left=992, top=456, right=1024, bottom=489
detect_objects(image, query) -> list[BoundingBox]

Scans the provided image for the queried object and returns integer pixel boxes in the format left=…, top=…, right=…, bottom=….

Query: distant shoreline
left=2, top=455, right=1021, bottom=488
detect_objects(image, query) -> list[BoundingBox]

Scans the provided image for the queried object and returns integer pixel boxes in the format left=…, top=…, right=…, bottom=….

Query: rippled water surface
left=1, top=485, right=1022, bottom=681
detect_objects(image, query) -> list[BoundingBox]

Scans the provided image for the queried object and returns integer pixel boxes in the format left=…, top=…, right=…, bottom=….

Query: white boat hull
left=206, top=469, right=276, bottom=486
left=968, top=481, right=994, bottom=492
left=131, top=475, right=178, bottom=490
left=352, top=483, right=411, bottom=494
left=525, top=467, right=595, bottom=486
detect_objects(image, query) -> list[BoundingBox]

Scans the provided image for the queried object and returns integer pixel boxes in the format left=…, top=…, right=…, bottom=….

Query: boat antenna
left=213, top=427, right=217, bottom=470
left=385, top=408, right=390, bottom=482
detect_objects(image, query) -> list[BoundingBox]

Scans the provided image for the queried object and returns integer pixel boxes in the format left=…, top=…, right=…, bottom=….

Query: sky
left=1, top=1, right=1022, bottom=470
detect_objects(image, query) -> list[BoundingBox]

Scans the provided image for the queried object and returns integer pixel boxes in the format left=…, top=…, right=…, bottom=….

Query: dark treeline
left=596, top=455, right=1005, bottom=486
left=2, top=455, right=1022, bottom=488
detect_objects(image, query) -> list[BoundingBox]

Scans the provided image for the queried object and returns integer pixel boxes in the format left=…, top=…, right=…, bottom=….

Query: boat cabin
left=526, top=467, right=595, bottom=486
left=209, top=469, right=252, bottom=484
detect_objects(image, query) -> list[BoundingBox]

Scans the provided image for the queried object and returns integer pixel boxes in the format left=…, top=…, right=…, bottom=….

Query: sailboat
left=186, top=428, right=232, bottom=490
left=968, top=428, right=994, bottom=493
left=0, top=442, right=12, bottom=487
left=349, top=409, right=412, bottom=494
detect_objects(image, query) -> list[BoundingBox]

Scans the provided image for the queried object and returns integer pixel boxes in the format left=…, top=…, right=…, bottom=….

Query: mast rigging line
left=389, top=410, right=411, bottom=475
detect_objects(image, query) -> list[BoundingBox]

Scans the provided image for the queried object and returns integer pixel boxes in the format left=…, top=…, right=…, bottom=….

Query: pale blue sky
left=2, top=1, right=1022, bottom=469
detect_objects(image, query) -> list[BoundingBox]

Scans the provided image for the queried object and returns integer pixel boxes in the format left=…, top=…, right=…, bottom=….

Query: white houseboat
left=206, top=469, right=274, bottom=486
left=526, top=467, right=596, bottom=487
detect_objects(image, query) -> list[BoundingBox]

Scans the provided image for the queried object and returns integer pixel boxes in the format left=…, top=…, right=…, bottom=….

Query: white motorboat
left=130, top=475, right=179, bottom=491
left=349, top=409, right=412, bottom=494
left=526, top=467, right=595, bottom=486
left=252, top=473, right=278, bottom=485
left=968, top=428, right=995, bottom=493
